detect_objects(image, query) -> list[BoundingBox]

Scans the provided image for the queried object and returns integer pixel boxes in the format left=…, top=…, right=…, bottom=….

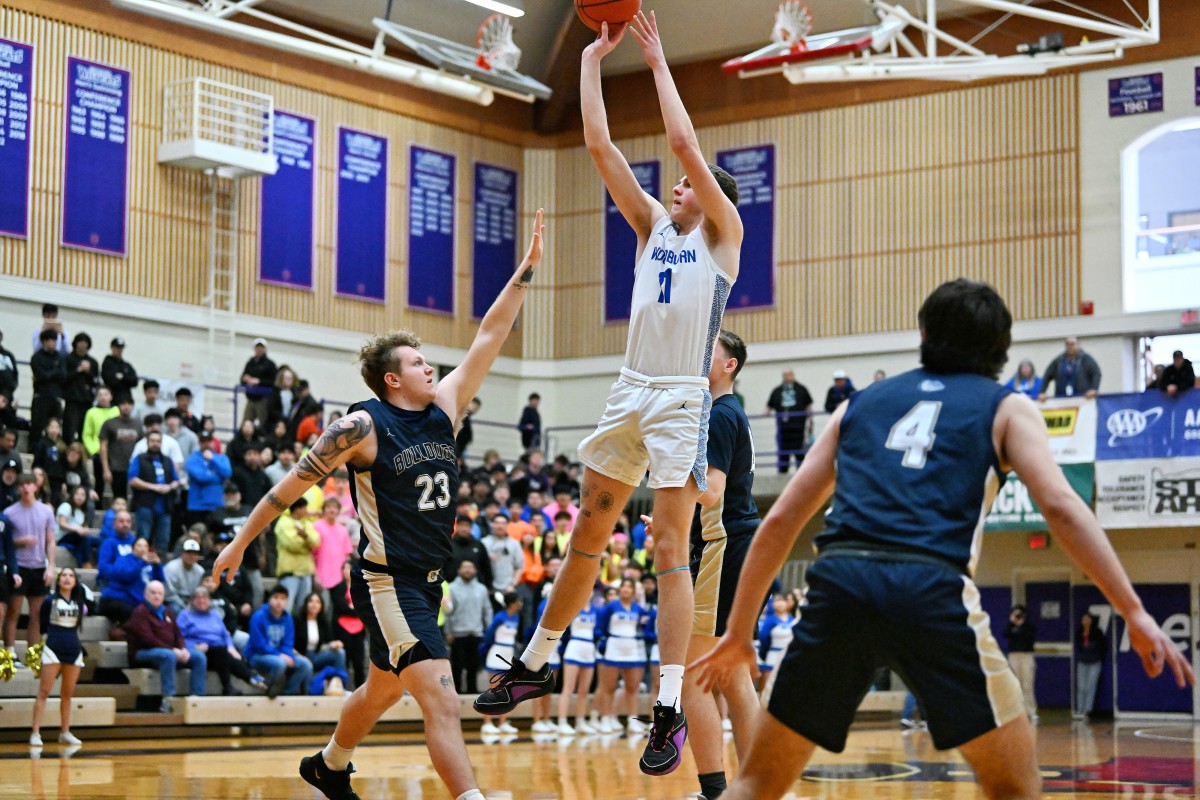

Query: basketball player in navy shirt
left=477, top=11, right=742, bottom=778
left=214, top=210, right=546, bottom=800
left=696, top=280, right=1193, bottom=800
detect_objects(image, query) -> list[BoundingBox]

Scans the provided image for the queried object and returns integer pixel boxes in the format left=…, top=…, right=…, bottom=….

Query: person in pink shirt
left=544, top=485, right=579, bottom=528
left=312, top=497, right=354, bottom=596
left=322, top=470, right=356, bottom=522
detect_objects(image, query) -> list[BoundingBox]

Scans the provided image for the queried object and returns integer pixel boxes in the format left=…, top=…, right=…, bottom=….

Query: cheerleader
left=757, top=593, right=797, bottom=702
left=527, top=594, right=562, bottom=734
left=30, top=568, right=90, bottom=747
left=595, top=578, right=648, bottom=735
left=556, top=593, right=601, bottom=735
left=480, top=592, right=523, bottom=736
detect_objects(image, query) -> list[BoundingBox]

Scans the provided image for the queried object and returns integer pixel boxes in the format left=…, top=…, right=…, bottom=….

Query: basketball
left=575, top=0, right=642, bottom=33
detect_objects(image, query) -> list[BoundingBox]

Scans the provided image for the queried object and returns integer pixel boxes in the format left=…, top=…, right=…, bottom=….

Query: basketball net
left=476, top=14, right=521, bottom=72
left=772, top=1, right=813, bottom=54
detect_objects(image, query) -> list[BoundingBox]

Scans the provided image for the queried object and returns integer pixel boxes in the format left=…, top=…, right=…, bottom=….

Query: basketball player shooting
left=212, top=209, right=546, bottom=800
left=694, top=280, right=1195, bottom=800
left=475, top=11, right=743, bottom=778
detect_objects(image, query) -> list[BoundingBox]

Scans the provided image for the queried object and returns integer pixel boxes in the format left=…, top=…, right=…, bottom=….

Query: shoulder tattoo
left=293, top=415, right=373, bottom=483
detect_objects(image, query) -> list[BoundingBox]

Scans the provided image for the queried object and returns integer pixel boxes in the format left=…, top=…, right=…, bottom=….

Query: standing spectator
left=823, top=369, right=855, bottom=413
left=1003, top=359, right=1043, bottom=399
left=206, top=483, right=264, bottom=612
left=518, top=393, right=541, bottom=451
left=32, top=417, right=68, bottom=504
left=456, top=397, right=480, bottom=458
left=445, top=560, right=492, bottom=694
left=29, top=566, right=90, bottom=747
left=185, top=431, right=231, bottom=530
left=132, top=380, right=168, bottom=424
left=96, top=507, right=136, bottom=588
left=275, top=497, right=320, bottom=615
left=128, top=430, right=180, bottom=555
left=3, top=475, right=56, bottom=660
left=328, top=559, right=365, bottom=690
left=132, top=414, right=184, bottom=476
left=82, top=386, right=118, bottom=498
left=1147, top=364, right=1166, bottom=391
left=1074, top=612, right=1106, bottom=720
left=0, top=458, right=18, bottom=509
left=125, top=579, right=207, bottom=712
left=510, top=449, right=551, bottom=505
left=0, top=329, right=18, bottom=400
left=99, top=396, right=143, bottom=501
left=100, top=337, right=138, bottom=398
left=450, top=515, right=494, bottom=590
left=291, top=381, right=323, bottom=444
left=177, top=587, right=267, bottom=695
left=30, top=330, right=67, bottom=448
left=312, top=498, right=353, bottom=598
left=164, top=409, right=199, bottom=466
left=239, top=338, right=277, bottom=428
left=1041, top=337, right=1102, bottom=399
left=1005, top=604, right=1037, bottom=723
left=267, top=365, right=299, bottom=428
left=226, top=420, right=262, bottom=469
left=232, top=445, right=273, bottom=509
left=1159, top=350, right=1195, bottom=396
left=98, top=534, right=163, bottom=625
left=483, top=514, right=524, bottom=608
left=0, top=507, right=20, bottom=655
left=244, top=585, right=313, bottom=698
left=31, top=304, right=69, bottom=356
left=170, top=387, right=202, bottom=435
left=163, top=539, right=205, bottom=612
left=765, top=370, right=813, bottom=474
left=62, top=333, right=99, bottom=444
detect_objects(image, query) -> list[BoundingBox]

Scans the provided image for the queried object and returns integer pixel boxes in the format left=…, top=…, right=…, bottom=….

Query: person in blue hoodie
left=244, top=584, right=312, bottom=698
left=96, top=508, right=136, bottom=589
left=184, top=431, right=231, bottom=531
left=98, top=536, right=164, bottom=625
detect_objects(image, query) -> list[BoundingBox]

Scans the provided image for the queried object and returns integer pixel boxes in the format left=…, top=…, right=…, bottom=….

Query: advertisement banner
left=1095, top=457, right=1200, bottom=528
left=0, top=38, right=33, bottom=239
left=716, top=144, right=775, bottom=311
left=408, top=145, right=456, bottom=314
left=472, top=162, right=517, bottom=320
left=260, top=110, right=315, bottom=289
left=1040, top=398, right=1096, bottom=464
left=985, top=463, right=1094, bottom=531
left=335, top=126, right=388, bottom=302
left=604, top=160, right=659, bottom=323
left=1095, top=391, right=1200, bottom=461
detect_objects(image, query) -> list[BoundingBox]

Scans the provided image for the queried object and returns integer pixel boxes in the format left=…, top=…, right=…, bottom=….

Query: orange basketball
left=575, top=0, right=642, bottom=33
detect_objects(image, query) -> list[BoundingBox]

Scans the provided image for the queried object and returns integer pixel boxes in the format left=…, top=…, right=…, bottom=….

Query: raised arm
left=628, top=11, right=742, bottom=255
left=582, top=23, right=665, bottom=240
left=436, top=209, right=545, bottom=426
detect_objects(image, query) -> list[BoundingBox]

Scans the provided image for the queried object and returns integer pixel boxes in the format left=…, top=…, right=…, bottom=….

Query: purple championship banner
left=335, top=126, right=388, bottom=302
left=0, top=38, right=33, bottom=239
left=62, top=56, right=130, bottom=256
left=408, top=145, right=456, bottom=314
left=1108, top=73, right=1163, bottom=117
left=260, top=110, right=315, bottom=290
left=472, top=162, right=517, bottom=319
left=717, top=144, right=775, bottom=310
left=604, top=160, right=659, bottom=323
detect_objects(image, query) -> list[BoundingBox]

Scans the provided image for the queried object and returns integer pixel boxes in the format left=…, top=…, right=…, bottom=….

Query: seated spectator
left=97, top=506, right=136, bottom=587
left=1040, top=336, right=1101, bottom=399
left=329, top=559, right=365, bottom=690
left=244, top=585, right=313, bottom=698
left=275, top=497, right=320, bottom=615
left=0, top=458, right=18, bottom=509
left=505, top=501, right=535, bottom=543
left=0, top=398, right=30, bottom=440
left=510, top=449, right=550, bottom=505
left=1003, top=359, right=1043, bottom=399
left=449, top=515, right=493, bottom=590
left=97, top=496, right=126, bottom=541
left=873, top=370, right=887, bottom=383
left=543, top=485, right=579, bottom=528
left=125, top=579, right=207, bottom=712
left=226, top=419, right=263, bottom=470
left=522, top=490, right=553, bottom=529
left=231, top=444, right=272, bottom=510
left=185, top=431, right=231, bottom=530
left=99, top=534, right=163, bottom=625
left=177, top=587, right=267, bottom=695
left=264, top=442, right=294, bottom=485
left=1160, top=350, right=1195, bottom=396
left=824, top=369, right=855, bottom=412
left=56, top=485, right=99, bottom=568
left=164, top=539, right=205, bottom=612
left=62, top=442, right=97, bottom=508
left=293, top=592, right=347, bottom=674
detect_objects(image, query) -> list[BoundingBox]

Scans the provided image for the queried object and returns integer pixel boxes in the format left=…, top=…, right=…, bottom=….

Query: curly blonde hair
left=357, top=330, right=422, bottom=399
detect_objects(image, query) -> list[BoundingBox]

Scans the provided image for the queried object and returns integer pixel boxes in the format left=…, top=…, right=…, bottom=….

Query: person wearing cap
left=30, top=303, right=69, bottom=357
left=164, top=538, right=206, bottom=613
left=240, top=338, right=277, bottom=429
left=62, top=332, right=99, bottom=445
left=0, top=329, right=19, bottom=401
left=128, top=430, right=180, bottom=557
left=30, top=330, right=67, bottom=449
left=823, top=369, right=856, bottom=413
left=101, top=337, right=139, bottom=398
left=185, top=431, right=231, bottom=531
left=1, top=459, right=19, bottom=508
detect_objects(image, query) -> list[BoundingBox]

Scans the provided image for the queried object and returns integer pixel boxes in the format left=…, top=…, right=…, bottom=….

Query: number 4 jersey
left=347, top=397, right=458, bottom=575
left=817, top=369, right=1011, bottom=576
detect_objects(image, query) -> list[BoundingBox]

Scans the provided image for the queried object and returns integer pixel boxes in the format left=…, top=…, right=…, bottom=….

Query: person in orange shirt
left=516, top=529, right=544, bottom=634
left=505, top=501, right=535, bottom=542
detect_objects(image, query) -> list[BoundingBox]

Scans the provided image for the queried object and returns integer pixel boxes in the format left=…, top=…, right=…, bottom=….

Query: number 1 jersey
left=348, top=397, right=458, bottom=574
left=817, top=368, right=1011, bottom=576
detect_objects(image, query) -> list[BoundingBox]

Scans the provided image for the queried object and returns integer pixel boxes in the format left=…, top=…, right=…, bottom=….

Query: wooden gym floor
left=0, top=716, right=1196, bottom=799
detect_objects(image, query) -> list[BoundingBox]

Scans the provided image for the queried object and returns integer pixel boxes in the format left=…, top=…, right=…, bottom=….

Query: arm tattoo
left=511, top=265, right=535, bottom=289
left=293, top=415, right=373, bottom=483
left=265, top=491, right=287, bottom=513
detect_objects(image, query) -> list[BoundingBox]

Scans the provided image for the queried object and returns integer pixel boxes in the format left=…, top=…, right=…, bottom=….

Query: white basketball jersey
left=625, top=218, right=734, bottom=379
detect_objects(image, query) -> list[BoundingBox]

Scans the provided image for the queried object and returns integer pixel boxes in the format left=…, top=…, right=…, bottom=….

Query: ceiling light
left=461, top=0, right=524, bottom=18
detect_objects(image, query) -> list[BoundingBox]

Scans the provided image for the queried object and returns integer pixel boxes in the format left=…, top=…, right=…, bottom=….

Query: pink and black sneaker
left=639, top=702, right=688, bottom=776
left=472, top=659, right=555, bottom=715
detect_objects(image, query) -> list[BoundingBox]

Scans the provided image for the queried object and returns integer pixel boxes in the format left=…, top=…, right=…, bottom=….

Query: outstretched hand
left=583, top=20, right=626, bottom=60
left=1127, top=608, right=1194, bottom=688
left=212, top=542, right=246, bottom=585
left=689, top=632, right=759, bottom=693
left=627, top=10, right=666, bottom=69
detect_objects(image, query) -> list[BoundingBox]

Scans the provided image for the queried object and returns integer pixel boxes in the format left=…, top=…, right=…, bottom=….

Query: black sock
left=699, top=771, right=727, bottom=799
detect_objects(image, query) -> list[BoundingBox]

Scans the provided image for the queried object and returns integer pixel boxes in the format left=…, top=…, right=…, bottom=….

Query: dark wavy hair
left=918, top=279, right=1012, bottom=380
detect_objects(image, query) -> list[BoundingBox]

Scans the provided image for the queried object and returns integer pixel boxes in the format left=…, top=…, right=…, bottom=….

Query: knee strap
left=570, top=545, right=601, bottom=559
left=657, top=564, right=690, bottom=576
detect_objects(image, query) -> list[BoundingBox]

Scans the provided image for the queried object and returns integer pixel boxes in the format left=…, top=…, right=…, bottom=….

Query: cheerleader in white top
left=595, top=578, right=651, bottom=734
left=480, top=592, right=523, bottom=736
left=757, top=594, right=797, bottom=703
left=30, top=568, right=91, bottom=748
left=528, top=579, right=564, bottom=734
left=557, top=593, right=601, bottom=735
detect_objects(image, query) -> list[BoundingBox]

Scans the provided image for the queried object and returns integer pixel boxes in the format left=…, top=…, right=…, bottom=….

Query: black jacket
left=101, top=355, right=139, bottom=397
left=1005, top=619, right=1037, bottom=653
left=1160, top=359, right=1195, bottom=393
left=447, top=536, right=494, bottom=590
left=0, top=345, right=17, bottom=398
left=31, top=349, right=67, bottom=399
left=241, top=356, right=277, bottom=394
left=64, top=353, right=100, bottom=405
left=293, top=611, right=335, bottom=654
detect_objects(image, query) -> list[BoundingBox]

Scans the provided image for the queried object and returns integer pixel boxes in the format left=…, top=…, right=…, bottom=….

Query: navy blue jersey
left=817, top=368, right=1009, bottom=574
left=348, top=398, right=458, bottom=575
left=692, top=394, right=760, bottom=545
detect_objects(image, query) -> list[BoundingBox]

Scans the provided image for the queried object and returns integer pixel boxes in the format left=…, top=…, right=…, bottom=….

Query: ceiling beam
left=532, top=9, right=596, bottom=134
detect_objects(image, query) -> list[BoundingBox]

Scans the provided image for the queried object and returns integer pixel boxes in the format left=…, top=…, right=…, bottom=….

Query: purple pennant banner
left=335, top=126, right=388, bottom=302
left=717, top=144, right=775, bottom=310
left=62, top=56, right=130, bottom=256
left=260, top=110, right=315, bottom=289
left=408, top=145, right=456, bottom=314
left=604, top=160, right=659, bottom=323
left=472, top=162, right=517, bottom=319
left=0, top=37, right=33, bottom=239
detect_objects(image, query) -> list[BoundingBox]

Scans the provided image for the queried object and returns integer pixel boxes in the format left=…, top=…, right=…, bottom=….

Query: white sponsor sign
left=1095, top=458, right=1200, bottom=528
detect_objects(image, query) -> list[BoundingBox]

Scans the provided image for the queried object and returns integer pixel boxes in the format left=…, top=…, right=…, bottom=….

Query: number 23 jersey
left=347, top=397, right=458, bottom=574
left=817, top=368, right=1010, bottom=576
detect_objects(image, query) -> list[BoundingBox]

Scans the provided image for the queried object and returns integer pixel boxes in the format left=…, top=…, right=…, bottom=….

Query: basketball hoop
left=476, top=14, right=521, bottom=72
left=772, top=1, right=813, bottom=54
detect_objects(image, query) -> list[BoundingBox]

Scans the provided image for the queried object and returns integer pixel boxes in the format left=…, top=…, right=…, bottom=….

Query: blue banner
left=717, top=144, right=775, bottom=310
left=335, top=126, right=388, bottom=302
left=62, top=56, right=130, bottom=256
left=260, top=110, right=315, bottom=289
left=604, top=160, right=659, bottom=323
left=1095, top=391, right=1200, bottom=461
left=472, top=162, right=517, bottom=319
left=1108, top=73, right=1163, bottom=117
left=0, top=38, right=33, bottom=239
left=408, top=145, right=456, bottom=314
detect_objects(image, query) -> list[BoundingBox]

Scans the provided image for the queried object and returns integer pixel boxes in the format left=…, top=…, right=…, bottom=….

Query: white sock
left=520, top=625, right=564, bottom=672
left=322, top=736, right=355, bottom=771
left=657, top=664, right=685, bottom=711
left=456, top=790, right=485, bottom=800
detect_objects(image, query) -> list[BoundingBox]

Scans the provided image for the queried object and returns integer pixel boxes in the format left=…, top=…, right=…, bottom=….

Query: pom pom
left=0, top=648, right=13, bottom=682
left=25, top=641, right=45, bottom=678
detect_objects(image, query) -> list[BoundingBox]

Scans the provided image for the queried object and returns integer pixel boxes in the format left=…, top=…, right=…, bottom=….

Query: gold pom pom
left=0, top=648, right=13, bottom=682
left=25, top=641, right=45, bottom=678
